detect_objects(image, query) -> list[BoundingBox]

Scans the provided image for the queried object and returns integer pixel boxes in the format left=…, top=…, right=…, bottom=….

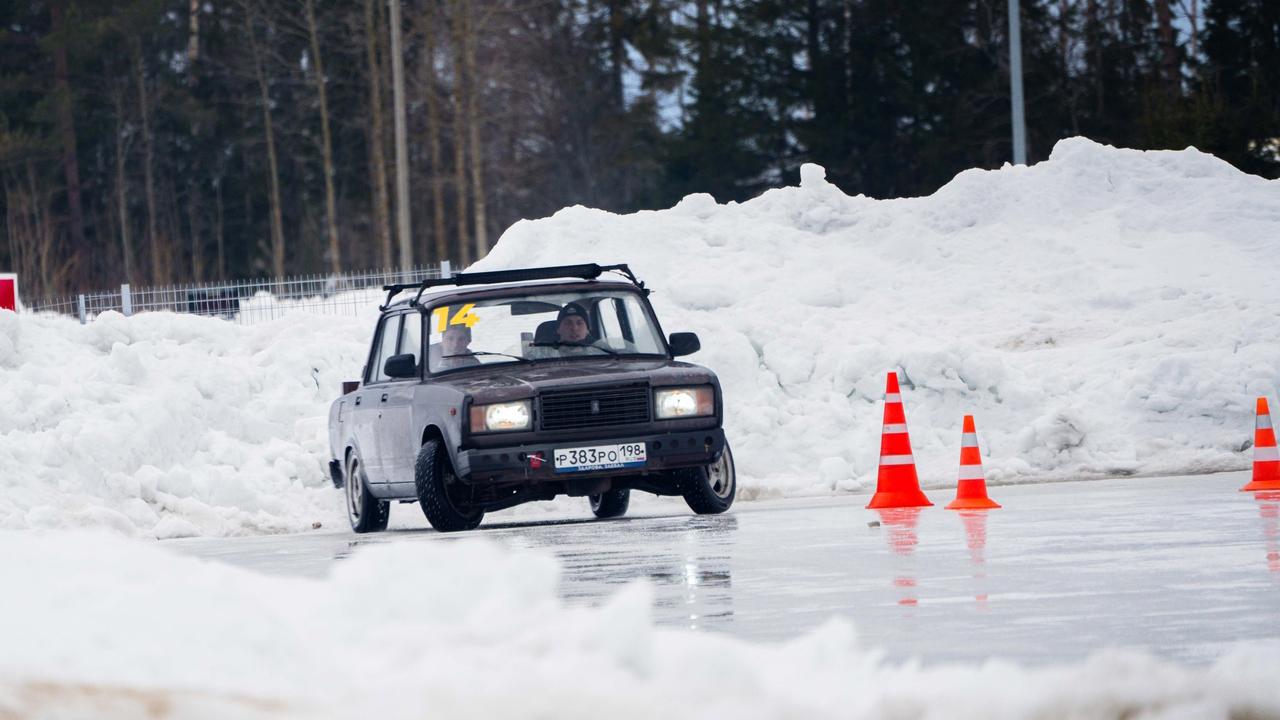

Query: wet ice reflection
left=1255, top=491, right=1280, bottom=576
left=958, top=510, right=991, bottom=607
left=875, top=507, right=921, bottom=607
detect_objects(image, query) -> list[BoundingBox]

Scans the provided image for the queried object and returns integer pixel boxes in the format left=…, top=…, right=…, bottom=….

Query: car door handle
left=354, top=396, right=362, bottom=406
left=380, top=393, right=389, bottom=402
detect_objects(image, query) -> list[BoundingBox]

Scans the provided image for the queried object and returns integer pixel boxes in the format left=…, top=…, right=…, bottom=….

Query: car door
left=353, top=314, right=401, bottom=487
left=377, top=311, right=422, bottom=486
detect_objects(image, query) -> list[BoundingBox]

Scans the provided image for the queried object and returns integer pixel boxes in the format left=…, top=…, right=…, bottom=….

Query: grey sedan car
left=328, top=264, right=737, bottom=533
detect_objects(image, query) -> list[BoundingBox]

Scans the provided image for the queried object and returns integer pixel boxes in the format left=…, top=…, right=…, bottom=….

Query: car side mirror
left=384, top=353, right=418, bottom=379
left=668, top=332, right=701, bottom=357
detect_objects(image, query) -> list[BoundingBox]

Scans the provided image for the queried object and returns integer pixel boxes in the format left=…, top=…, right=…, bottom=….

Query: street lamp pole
left=1008, top=0, right=1028, bottom=165
left=388, top=0, right=413, bottom=272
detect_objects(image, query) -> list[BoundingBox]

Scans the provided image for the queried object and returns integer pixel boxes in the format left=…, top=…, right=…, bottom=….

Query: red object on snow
left=0, top=276, right=15, bottom=312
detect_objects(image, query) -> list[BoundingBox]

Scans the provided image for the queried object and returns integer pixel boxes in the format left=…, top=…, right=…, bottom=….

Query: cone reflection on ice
left=946, top=415, right=1000, bottom=510
left=959, top=510, right=991, bottom=606
left=876, top=507, right=921, bottom=606
left=1242, top=397, right=1280, bottom=492
left=866, top=372, right=932, bottom=509
left=1257, top=491, right=1280, bottom=575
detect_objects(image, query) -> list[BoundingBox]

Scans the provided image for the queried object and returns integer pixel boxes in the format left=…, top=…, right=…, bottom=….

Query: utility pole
left=388, top=0, right=413, bottom=272
left=1008, top=0, right=1028, bottom=165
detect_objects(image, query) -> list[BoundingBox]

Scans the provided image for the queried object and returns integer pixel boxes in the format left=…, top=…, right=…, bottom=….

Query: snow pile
left=0, top=309, right=369, bottom=536
left=1, top=531, right=1277, bottom=720
left=476, top=138, right=1280, bottom=496
left=2, top=138, right=1277, bottom=537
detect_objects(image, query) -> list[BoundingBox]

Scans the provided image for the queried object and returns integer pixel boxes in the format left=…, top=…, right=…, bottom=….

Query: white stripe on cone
left=882, top=424, right=909, bottom=434
left=961, top=432, right=978, bottom=446
left=1255, top=446, right=1280, bottom=462
left=880, top=454, right=915, bottom=466
left=1258, top=415, right=1273, bottom=430
left=958, top=466, right=985, bottom=480
left=884, top=393, right=902, bottom=402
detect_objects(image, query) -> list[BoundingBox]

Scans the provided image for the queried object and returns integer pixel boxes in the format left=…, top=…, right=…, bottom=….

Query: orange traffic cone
left=946, top=415, right=1001, bottom=510
left=1242, top=397, right=1280, bottom=492
left=867, top=372, right=932, bottom=509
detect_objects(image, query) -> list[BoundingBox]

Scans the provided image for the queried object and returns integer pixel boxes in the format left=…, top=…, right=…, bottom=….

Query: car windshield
left=426, top=289, right=667, bottom=373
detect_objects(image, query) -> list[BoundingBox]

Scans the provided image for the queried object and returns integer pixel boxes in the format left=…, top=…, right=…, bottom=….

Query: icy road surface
left=171, top=471, right=1280, bottom=665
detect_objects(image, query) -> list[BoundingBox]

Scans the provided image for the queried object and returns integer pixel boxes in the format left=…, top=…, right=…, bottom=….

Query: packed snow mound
left=1, top=531, right=1277, bottom=720
left=0, top=309, right=371, bottom=536
left=475, top=137, right=1280, bottom=497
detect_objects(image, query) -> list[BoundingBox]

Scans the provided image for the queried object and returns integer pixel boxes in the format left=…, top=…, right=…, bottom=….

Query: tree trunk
left=188, top=0, right=200, bottom=79
left=364, top=0, right=393, bottom=268
left=422, top=0, right=448, bottom=264
left=131, top=35, right=166, bottom=286
left=246, top=8, right=286, bottom=278
left=460, top=0, right=487, bottom=259
left=188, top=185, right=203, bottom=282
left=450, top=0, right=470, bottom=266
left=51, top=3, right=86, bottom=289
left=305, top=0, right=342, bottom=274
left=1155, top=0, right=1178, bottom=97
left=607, top=0, right=626, bottom=110
left=215, top=179, right=225, bottom=280
left=111, top=86, right=135, bottom=286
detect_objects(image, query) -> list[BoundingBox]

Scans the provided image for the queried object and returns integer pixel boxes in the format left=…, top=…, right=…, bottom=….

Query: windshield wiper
left=528, top=341, right=621, bottom=356
left=444, top=351, right=531, bottom=363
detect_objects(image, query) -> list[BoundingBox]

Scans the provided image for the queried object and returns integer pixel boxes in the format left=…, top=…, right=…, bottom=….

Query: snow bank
left=1, top=138, right=1277, bottom=536
left=475, top=138, right=1280, bottom=497
left=1, top=531, right=1276, bottom=720
left=0, top=309, right=369, bottom=536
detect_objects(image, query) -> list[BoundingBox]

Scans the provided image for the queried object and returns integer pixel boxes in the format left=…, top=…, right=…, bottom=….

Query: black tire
left=415, top=439, right=484, bottom=532
left=589, top=488, right=630, bottom=519
left=681, top=442, right=737, bottom=515
left=345, top=453, right=389, bottom=533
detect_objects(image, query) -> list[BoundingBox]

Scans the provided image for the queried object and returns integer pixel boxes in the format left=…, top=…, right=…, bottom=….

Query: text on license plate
left=553, top=442, right=647, bottom=473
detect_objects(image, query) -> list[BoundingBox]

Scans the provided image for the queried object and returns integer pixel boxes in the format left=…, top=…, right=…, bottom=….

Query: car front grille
left=539, top=385, right=651, bottom=431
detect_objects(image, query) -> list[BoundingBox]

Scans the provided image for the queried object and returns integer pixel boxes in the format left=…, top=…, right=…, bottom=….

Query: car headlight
left=470, top=400, right=532, bottom=432
left=654, top=387, right=715, bottom=419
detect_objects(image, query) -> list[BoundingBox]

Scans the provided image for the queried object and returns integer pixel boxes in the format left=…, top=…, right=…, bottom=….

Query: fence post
left=121, top=284, right=132, bottom=316
left=440, top=260, right=452, bottom=279
left=77, top=294, right=87, bottom=325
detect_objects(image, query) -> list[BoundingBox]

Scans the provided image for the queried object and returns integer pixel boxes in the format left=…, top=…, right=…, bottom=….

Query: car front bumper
left=455, top=427, right=726, bottom=486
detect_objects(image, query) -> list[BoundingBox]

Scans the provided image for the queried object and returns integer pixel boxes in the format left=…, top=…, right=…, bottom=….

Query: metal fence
left=30, top=262, right=453, bottom=325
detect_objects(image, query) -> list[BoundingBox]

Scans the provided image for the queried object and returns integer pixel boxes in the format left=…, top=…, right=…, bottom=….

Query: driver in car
left=556, top=302, right=592, bottom=344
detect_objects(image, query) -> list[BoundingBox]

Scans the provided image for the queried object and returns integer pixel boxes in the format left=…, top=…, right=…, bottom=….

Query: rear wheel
left=681, top=442, right=736, bottom=515
left=415, top=439, right=484, bottom=532
left=345, top=453, right=389, bottom=533
left=589, top=488, right=630, bottom=519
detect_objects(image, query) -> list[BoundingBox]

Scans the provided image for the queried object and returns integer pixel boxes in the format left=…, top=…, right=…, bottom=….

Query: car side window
left=369, top=315, right=402, bottom=384
left=398, top=312, right=422, bottom=369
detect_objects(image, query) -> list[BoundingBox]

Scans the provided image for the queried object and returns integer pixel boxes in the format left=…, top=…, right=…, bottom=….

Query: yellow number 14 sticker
left=432, top=303, right=479, bottom=332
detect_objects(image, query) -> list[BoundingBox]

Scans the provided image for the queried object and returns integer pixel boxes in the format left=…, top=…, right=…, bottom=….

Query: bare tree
left=244, top=4, right=287, bottom=277
left=460, top=0, right=487, bottom=258
left=364, top=0, right=393, bottom=268
left=449, top=0, right=470, bottom=265
left=130, top=34, right=167, bottom=285
left=110, top=83, right=135, bottom=285
left=419, top=0, right=448, bottom=264
left=304, top=0, right=342, bottom=274
left=50, top=3, right=86, bottom=286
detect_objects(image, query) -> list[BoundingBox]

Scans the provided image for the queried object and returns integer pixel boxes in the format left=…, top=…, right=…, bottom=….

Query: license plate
left=553, top=442, right=647, bottom=473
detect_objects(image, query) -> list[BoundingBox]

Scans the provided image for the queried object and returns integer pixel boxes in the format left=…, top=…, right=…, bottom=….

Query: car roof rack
left=380, top=263, right=648, bottom=310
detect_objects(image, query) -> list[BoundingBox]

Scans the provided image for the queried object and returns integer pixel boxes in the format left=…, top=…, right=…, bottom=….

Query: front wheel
left=415, top=439, right=484, bottom=532
left=346, top=453, right=389, bottom=533
left=681, top=442, right=737, bottom=515
left=589, top=488, right=630, bottom=519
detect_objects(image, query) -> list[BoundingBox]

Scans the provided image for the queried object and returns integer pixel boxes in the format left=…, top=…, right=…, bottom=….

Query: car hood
left=434, top=358, right=717, bottom=402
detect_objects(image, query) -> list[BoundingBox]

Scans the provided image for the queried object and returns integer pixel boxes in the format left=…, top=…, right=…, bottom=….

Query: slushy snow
left=1, top=531, right=1277, bottom=719
left=2, top=137, right=1278, bottom=536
